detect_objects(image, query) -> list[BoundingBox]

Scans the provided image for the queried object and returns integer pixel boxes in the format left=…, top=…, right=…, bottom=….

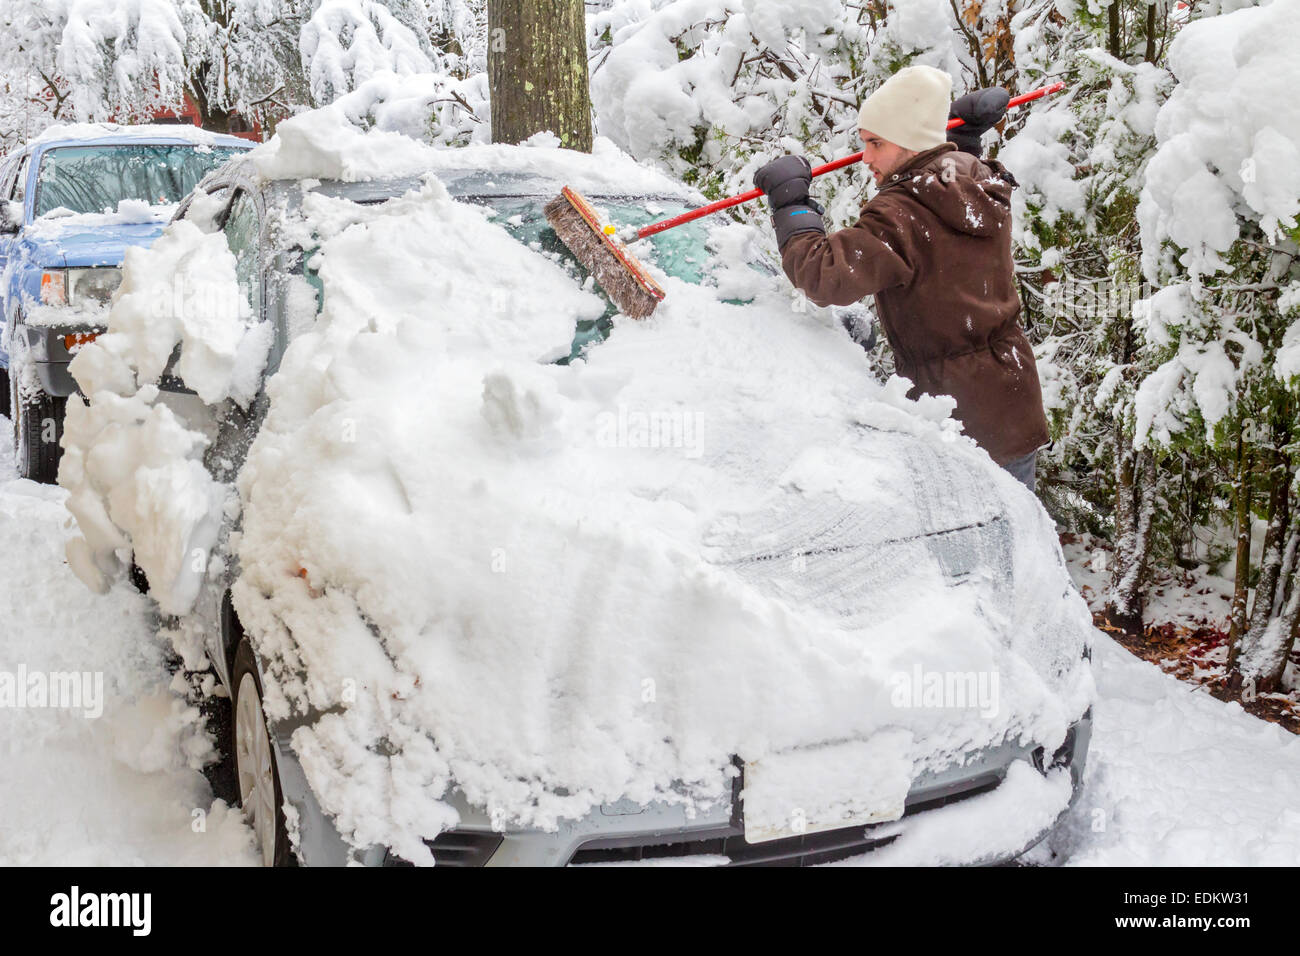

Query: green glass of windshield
left=35, top=145, right=244, bottom=217
left=479, top=196, right=757, bottom=363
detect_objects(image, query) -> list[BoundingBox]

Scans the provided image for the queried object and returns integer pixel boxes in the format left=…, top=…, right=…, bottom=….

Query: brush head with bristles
left=543, top=187, right=665, bottom=320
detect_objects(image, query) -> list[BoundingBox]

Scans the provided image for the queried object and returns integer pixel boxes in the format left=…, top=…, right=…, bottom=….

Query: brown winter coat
left=782, top=141, right=1049, bottom=465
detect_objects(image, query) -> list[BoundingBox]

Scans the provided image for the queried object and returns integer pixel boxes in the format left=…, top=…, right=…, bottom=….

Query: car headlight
left=67, top=267, right=122, bottom=307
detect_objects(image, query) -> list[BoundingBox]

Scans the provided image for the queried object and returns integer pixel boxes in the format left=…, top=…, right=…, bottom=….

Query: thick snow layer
left=61, top=217, right=270, bottom=615
left=27, top=199, right=176, bottom=237
left=839, top=762, right=1075, bottom=866
left=25, top=121, right=242, bottom=148
left=221, top=167, right=1092, bottom=860
left=249, top=71, right=687, bottom=198
left=0, top=436, right=255, bottom=865
left=1051, top=640, right=1300, bottom=865
left=1137, top=0, right=1300, bottom=281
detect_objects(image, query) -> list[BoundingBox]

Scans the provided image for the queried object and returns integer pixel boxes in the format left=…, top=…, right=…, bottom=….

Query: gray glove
left=948, top=87, right=1010, bottom=156
left=754, top=155, right=826, bottom=250
left=837, top=307, right=877, bottom=351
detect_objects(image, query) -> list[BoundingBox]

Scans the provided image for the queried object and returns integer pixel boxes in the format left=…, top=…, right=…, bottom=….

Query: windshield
left=292, top=191, right=774, bottom=364
left=35, top=144, right=245, bottom=217
left=476, top=195, right=771, bottom=361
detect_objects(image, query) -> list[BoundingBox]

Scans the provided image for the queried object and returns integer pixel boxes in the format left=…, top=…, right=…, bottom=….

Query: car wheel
left=12, top=380, right=65, bottom=484
left=231, top=638, right=294, bottom=866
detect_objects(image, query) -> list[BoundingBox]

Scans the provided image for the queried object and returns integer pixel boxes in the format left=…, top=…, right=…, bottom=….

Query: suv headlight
left=68, top=267, right=122, bottom=306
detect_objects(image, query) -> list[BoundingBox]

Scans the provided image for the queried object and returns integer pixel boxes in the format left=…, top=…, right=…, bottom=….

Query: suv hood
left=30, top=220, right=167, bottom=269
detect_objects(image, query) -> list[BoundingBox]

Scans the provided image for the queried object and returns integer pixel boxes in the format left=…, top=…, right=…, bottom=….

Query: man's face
left=858, top=130, right=916, bottom=185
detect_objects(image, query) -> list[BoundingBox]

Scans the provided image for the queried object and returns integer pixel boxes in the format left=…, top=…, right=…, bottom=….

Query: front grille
left=569, top=774, right=1001, bottom=866
left=383, top=830, right=503, bottom=867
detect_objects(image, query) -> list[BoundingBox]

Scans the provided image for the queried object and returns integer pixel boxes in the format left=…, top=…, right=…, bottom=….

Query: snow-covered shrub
left=1130, top=0, right=1300, bottom=686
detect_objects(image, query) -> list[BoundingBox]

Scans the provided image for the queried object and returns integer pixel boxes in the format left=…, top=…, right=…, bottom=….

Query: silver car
left=155, top=157, right=1092, bottom=867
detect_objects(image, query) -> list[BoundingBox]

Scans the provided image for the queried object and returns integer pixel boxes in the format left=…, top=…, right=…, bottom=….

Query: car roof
left=264, top=170, right=691, bottom=204
left=8, top=125, right=254, bottom=159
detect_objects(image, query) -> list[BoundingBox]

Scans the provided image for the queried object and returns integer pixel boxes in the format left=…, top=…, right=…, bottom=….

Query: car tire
left=127, top=559, right=149, bottom=595
left=11, top=377, right=65, bottom=484
left=231, top=638, right=294, bottom=866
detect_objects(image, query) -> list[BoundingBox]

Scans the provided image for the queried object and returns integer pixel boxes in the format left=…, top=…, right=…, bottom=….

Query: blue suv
left=0, top=126, right=252, bottom=481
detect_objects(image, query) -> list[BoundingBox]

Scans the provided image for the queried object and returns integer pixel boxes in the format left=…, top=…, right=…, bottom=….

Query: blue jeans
left=1001, top=450, right=1037, bottom=493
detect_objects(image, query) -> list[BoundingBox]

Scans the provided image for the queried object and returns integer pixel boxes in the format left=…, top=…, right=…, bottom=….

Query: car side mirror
left=0, top=200, right=20, bottom=233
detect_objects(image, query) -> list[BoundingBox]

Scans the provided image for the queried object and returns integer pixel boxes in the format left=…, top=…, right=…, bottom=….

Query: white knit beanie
left=856, top=65, right=952, bottom=152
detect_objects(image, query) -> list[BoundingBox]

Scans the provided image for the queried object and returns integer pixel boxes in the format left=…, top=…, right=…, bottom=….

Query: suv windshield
left=35, top=144, right=244, bottom=217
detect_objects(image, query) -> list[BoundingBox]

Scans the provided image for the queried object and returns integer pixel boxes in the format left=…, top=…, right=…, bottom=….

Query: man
left=753, top=65, right=1048, bottom=492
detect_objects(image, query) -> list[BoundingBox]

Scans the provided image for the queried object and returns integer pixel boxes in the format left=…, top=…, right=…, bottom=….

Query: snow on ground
left=1046, top=638, right=1300, bottom=866
left=1035, top=537, right=1300, bottom=865
left=0, top=417, right=255, bottom=865
left=1062, top=531, right=1236, bottom=632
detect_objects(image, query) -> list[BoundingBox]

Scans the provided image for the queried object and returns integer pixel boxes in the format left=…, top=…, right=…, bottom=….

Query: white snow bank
left=1137, top=0, right=1300, bottom=281
left=61, top=217, right=271, bottom=615
left=1051, top=639, right=1300, bottom=866
left=0, top=468, right=255, bottom=865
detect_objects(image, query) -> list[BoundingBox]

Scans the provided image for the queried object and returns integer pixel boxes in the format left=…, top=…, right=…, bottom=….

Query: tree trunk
left=1105, top=440, right=1155, bottom=635
left=1227, top=431, right=1252, bottom=647
left=1107, top=0, right=1122, bottom=59
left=1231, top=446, right=1291, bottom=692
left=187, top=61, right=232, bottom=132
left=1144, top=2, right=1157, bottom=64
left=1274, top=524, right=1300, bottom=692
left=487, top=0, right=593, bottom=152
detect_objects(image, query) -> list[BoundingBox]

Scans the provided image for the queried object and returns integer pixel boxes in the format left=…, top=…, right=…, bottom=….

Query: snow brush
left=544, top=81, right=1064, bottom=319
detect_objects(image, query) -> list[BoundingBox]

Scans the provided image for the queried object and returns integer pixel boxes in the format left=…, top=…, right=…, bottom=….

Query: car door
left=199, top=186, right=265, bottom=488
left=0, top=153, right=27, bottom=285
left=223, top=189, right=263, bottom=330
left=0, top=151, right=31, bottom=365
left=194, top=185, right=266, bottom=691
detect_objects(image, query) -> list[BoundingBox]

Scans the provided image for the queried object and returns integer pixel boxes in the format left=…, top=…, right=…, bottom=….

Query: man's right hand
left=754, top=155, right=814, bottom=209
left=754, top=155, right=826, bottom=251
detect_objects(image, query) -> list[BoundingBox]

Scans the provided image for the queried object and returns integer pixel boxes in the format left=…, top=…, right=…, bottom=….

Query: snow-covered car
left=0, top=124, right=252, bottom=482
left=60, top=127, right=1095, bottom=867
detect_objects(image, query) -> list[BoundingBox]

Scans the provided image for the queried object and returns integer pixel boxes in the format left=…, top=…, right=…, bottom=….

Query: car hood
left=25, top=220, right=166, bottom=268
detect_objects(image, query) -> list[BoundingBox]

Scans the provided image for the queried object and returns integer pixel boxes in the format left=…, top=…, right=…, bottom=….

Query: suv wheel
left=232, top=638, right=293, bottom=866
left=11, top=374, right=65, bottom=484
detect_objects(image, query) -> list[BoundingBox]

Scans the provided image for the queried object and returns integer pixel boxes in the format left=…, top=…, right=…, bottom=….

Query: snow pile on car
left=235, top=171, right=1089, bottom=861
left=28, top=199, right=177, bottom=236
left=62, top=122, right=1094, bottom=864
left=247, top=69, right=692, bottom=200
left=25, top=122, right=241, bottom=148
left=60, top=200, right=272, bottom=616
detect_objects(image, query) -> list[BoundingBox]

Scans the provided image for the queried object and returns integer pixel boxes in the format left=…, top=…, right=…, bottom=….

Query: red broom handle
left=634, top=81, right=1064, bottom=240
